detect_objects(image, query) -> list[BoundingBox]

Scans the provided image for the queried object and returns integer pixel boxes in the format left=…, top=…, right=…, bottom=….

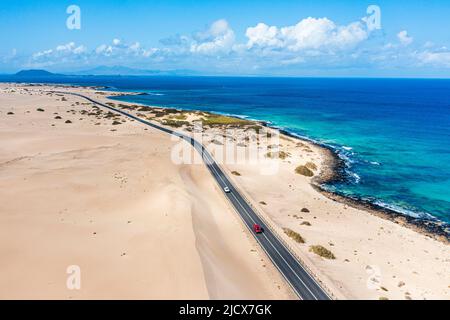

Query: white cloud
left=418, top=51, right=450, bottom=67
left=16, top=16, right=450, bottom=74
left=190, top=19, right=235, bottom=55
left=33, top=49, right=53, bottom=59
left=142, top=48, right=158, bottom=57
left=397, top=30, right=413, bottom=46
left=29, top=38, right=164, bottom=70
left=246, top=17, right=368, bottom=53
left=95, top=44, right=112, bottom=55
left=129, top=42, right=140, bottom=52
left=246, top=23, right=281, bottom=48
left=55, top=42, right=86, bottom=54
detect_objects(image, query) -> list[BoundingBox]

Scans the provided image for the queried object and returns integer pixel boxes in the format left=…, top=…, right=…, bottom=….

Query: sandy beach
left=1, top=83, right=449, bottom=300
left=0, top=83, right=292, bottom=299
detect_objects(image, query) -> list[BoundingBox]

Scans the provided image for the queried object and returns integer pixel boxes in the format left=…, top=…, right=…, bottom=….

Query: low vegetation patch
left=37, top=108, right=45, bottom=112
left=7, top=112, right=14, bottom=115
left=112, top=120, right=122, bottom=125
left=153, top=108, right=180, bottom=118
left=278, top=151, right=290, bottom=159
left=211, top=139, right=223, bottom=145
left=117, top=104, right=134, bottom=110
left=104, top=111, right=117, bottom=119
left=231, top=171, right=241, bottom=176
left=309, top=245, right=336, bottom=259
left=65, top=120, right=72, bottom=124
left=259, top=201, right=267, bottom=205
left=295, top=165, right=314, bottom=177
left=161, top=119, right=189, bottom=128
left=170, top=114, right=188, bottom=120
left=135, top=106, right=149, bottom=111
left=301, top=221, right=311, bottom=226
left=283, top=228, right=305, bottom=244
left=54, top=116, right=62, bottom=120
left=305, top=161, right=317, bottom=171
left=301, top=208, right=310, bottom=213
left=201, top=114, right=251, bottom=126
left=266, top=151, right=290, bottom=160
left=245, top=125, right=263, bottom=134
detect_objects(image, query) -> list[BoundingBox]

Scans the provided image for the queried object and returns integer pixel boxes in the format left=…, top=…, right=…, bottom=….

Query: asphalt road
left=53, top=91, right=332, bottom=300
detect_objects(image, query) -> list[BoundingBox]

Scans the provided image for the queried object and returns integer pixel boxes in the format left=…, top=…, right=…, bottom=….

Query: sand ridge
left=0, top=83, right=291, bottom=299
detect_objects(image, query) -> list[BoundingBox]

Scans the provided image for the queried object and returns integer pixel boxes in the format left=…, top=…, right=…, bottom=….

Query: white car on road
left=223, top=186, right=231, bottom=193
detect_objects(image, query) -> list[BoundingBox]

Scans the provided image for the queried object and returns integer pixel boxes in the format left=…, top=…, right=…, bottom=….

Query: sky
left=1, top=0, right=450, bottom=77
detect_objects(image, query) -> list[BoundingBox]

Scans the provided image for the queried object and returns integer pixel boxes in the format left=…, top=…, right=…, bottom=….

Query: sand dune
left=2, top=83, right=448, bottom=300
left=0, top=84, right=291, bottom=299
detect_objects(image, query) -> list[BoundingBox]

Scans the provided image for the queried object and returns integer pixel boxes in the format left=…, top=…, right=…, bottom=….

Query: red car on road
left=253, top=224, right=262, bottom=234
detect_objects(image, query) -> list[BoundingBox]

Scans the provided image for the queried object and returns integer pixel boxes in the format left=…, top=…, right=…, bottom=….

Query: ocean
left=2, top=75, right=450, bottom=224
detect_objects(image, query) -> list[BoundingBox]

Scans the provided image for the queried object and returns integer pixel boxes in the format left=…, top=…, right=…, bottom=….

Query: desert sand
left=0, top=83, right=292, bottom=299
left=1, top=83, right=449, bottom=300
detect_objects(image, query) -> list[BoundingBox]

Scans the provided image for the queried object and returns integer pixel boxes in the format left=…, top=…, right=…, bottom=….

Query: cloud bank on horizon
left=2, top=2, right=450, bottom=77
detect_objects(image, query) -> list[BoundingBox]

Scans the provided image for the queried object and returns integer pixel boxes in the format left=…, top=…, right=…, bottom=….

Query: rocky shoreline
left=313, top=141, right=449, bottom=244
left=260, top=121, right=450, bottom=244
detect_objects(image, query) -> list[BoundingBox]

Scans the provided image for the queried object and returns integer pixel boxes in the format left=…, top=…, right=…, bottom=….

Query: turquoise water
left=1, top=76, right=449, bottom=225
left=110, top=77, right=450, bottom=224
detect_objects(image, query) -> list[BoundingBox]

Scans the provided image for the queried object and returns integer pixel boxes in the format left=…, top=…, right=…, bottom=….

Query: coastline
left=2, top=82, right=449, bottom=300
left=111, top=91, right=450, bottom=244
left=0, top=82, right=293, bottom=299
left=29, top=84, right=449, bottom=242
left=278, top=129, right=450, bottom=244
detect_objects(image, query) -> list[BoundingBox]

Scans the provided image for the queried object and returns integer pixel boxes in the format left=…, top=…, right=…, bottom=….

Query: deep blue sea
left=2, top=75, right=450, bottom=224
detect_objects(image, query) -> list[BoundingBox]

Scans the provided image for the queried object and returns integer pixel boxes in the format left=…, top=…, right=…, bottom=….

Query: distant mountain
left=15, top=69, right=64, bottom=77
left=74, top=66, right=200, bottom=76
left=13, top=67, right=201, bottom=77
left=74, top=66, right=156, bottom=76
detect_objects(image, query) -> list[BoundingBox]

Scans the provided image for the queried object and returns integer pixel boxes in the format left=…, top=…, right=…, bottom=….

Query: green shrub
left=170, top=114, right=188, bottom=120
left=309, top=245, right=335, bottom=259
left=266, top=151, right=290, bottom=159
left=283, top=228, right=305, bottom=244
left=245, top=125, right=263, bottom=133
left=295, top=165, right=314, bottom=177
left=305, top=162, right=317, bottom=171
left=202, top=114, right=250, bottom=126
left=161, top=119, right=189, bottom=128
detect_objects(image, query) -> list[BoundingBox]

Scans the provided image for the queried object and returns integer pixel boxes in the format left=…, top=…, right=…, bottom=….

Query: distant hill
left=74, top=66, right=200, bottom=76
left=13, top=67, right=201, bottom=77
left=15, top=69, right=64, bottom=77
left=75, top=66, right=157, bottom=76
